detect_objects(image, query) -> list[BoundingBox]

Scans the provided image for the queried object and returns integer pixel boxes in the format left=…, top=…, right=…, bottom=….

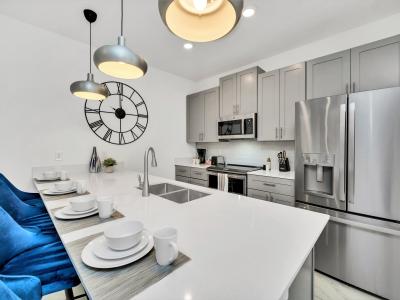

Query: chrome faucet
left=142, top=147, right=157, bottom=197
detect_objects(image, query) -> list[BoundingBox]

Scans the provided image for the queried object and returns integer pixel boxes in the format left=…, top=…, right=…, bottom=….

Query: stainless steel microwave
left=218, top=113, right=257, bottom=140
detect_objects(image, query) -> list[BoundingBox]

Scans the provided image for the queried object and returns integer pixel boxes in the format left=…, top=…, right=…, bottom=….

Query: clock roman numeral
left=137, top=114, right=148, bottom=118
left=119, top=132, right=126, bottom=144
left=136, top=101, right=144, bottom=107
left=89, top=120, right=104, bottom=131
left=130, top=130, right=138, bottom=140
left=136, top=123, right=146, bottom=132
left=129, top=90, right=136, bottom=99
left=85, top=108, right=100, bottom=114
left=103, top=129, right=113, bottom=141
left=116, top=82, right=123, bottom=95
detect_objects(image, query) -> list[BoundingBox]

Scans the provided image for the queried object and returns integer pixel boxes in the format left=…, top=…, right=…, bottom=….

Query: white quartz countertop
left=34, top=170, right=327, bottom=300
left=175, top=162, right=210, bottom=169
left=248, top=169, right=295, bottom=180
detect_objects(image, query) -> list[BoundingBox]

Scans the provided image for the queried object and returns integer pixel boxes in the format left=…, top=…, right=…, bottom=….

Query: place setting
left=34, top=170, right=69, bottom=182
left=41, top=179, right=89, bottom=200
left=68, top=221, right=190, bottom=299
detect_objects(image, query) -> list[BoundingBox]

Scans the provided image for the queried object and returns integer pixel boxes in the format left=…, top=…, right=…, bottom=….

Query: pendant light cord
left=121, top=0, right=123, bottom=36
left=89, top=22, right=92, bottom=73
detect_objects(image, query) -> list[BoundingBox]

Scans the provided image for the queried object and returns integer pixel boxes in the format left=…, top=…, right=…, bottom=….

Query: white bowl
left=69, top=195, right=96, bottom=212
left=104, top=221, right=144, bottom=251
left=43, top=171, right=57, bottom=179
left=55, top=181, right=74, bottom=191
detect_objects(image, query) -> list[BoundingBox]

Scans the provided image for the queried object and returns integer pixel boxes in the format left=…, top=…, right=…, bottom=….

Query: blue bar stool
left=0, top=208, right=80, bottom=299
left=0, top=180, right=55, bottom=234
left=0, top=275, right=41, bottom=300
left=0, top=173, right=44, bottom=208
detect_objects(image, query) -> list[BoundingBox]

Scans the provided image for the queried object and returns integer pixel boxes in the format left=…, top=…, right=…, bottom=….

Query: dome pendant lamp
left=94, top=0, right=148, bottom=79
left=70, top=9, right=109, bottom=101
left=158, top=0, right=243, bottom=43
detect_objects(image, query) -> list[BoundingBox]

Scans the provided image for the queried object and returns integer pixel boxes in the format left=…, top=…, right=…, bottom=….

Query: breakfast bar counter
left=34, top=170, right=328, bottom=300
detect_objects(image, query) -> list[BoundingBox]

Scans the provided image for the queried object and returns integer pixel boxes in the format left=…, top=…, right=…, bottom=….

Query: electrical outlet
left=55, top=151, right=63, bottom=161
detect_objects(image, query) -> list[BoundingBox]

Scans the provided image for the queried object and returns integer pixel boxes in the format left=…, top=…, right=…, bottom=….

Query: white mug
left=76, top=180, right=88, bottom=194
left=154, top=227, right=178, bottom=266
left=59, top=170, right=68, bottom=181
left=97, top=196, right=114, bottom=219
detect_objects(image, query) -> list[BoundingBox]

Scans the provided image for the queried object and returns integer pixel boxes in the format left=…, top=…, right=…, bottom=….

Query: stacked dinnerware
left=81, top=220, right=154, bottom=269
left=55, top=195, right=98, bottom=220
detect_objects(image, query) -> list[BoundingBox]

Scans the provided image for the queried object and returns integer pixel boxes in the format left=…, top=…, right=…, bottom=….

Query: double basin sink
left=143, top=183, right=210, bottom=204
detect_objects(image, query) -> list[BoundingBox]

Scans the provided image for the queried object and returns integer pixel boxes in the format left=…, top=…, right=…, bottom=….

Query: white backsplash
left=196, top=140, right=295, bottom=170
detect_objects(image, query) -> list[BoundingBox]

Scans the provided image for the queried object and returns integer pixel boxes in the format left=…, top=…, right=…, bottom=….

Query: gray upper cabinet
left=279, top=63, right=306, bottom=140
left=203, top=87, right=219, bottom=142
left=351, top=35, right=400, bottom=92
left=220, top=67, right=264, bottom=117
left=258, top=70, right=280, bottom=141
left=257, top=63, right=305, bottom=141
left=219, top=74, right=237, bottom=117
left=237, top=68, right=259, bottom=114
left=187, top=92, right=204, bottom=143
left=306, top=50, right=351, bottom=99
left=187, top=87, right=219, bottom=143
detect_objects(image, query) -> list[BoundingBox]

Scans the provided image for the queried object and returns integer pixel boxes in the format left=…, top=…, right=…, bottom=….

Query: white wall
left=191, top=12, right=400, bottom=92
left=0, top=14, right=194, bottom=190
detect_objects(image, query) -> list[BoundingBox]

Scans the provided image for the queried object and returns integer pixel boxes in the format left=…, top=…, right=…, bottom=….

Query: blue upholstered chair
left=0, top=173, right=44, bottom=208
left=0, top=275, right=41, bottom=300
left=0, top=208, right=80, bottom=298
left=0, top=180, right=55, bottom=234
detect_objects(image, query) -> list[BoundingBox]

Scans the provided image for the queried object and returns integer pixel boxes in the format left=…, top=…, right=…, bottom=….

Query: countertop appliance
left=295, top=87, right=400, bottom=300
left=197, top=148, right=206, bottom=164
left=207, top=164, right=261, bottom=196
left=218, top=113, right=256, bottom=140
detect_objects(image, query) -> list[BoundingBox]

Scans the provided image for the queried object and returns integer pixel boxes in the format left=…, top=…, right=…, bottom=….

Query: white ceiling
left=1, top=0, right=400, bottom=80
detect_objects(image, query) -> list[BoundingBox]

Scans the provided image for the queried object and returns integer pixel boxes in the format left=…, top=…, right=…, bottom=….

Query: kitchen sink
left=160, top=189, right=210, bottom=204
left=138, top=182, right=210, bottom=203
left=148, top=183, right=184, bottom=195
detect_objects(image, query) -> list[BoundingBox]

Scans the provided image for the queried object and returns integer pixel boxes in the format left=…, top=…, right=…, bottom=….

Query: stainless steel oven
left=207, top=171, right=247, bottom=195
left=218, top=113, right=256, bottom=140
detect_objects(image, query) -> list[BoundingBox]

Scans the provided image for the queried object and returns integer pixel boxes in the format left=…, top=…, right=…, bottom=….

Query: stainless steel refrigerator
left=295, top=87, right=400, bottom=300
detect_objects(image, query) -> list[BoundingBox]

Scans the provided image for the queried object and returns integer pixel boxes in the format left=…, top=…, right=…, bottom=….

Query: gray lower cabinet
left=306, top=50, right=351, bottom=99
left=175, top=166, right=208, bottom=187
left=187, top=87, right=219, bottom=143
left=351, top=35, right=400, bottom=93
left=220, top=67, right=264, bottom=117
left=258, top=63, right=305, bottom=141
left=247, top=175, right=295, bottom=206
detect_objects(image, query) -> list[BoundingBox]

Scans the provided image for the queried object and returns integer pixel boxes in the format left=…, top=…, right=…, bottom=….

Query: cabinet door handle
left=237, top=104, right=240, bottom=114
left=352, top=82, right=356, bottom=93
left=193, top=172, right=202, bottom=175
left=275, top=127, right=278, bottom=139
left=345, top=84, right=349, bottom=95
left=280, top=128, right=283, bottom=139
left=263, top=183, right=276, bottom=187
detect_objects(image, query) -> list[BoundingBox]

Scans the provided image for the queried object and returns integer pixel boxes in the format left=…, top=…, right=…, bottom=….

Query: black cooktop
left=207, top=164, right=261, bottom=174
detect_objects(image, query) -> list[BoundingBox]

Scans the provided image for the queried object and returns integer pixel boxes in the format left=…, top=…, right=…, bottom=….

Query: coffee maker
left=197, top=148, right=206, bottom=164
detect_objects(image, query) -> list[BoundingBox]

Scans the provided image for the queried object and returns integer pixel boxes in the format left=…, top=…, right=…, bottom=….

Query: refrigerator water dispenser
left=303, top=154, right=334, bottom=197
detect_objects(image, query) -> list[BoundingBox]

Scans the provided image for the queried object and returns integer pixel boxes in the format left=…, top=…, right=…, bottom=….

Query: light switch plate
left=55, top=151, right=63, bottom=161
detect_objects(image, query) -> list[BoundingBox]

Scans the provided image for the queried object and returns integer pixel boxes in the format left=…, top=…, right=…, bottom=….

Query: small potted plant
left=103, top=158, right=117, bottom=173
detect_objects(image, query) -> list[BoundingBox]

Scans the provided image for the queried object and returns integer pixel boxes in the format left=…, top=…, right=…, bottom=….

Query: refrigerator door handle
left=339, top=104, right=347, bottom=202
left=348, top=102, right=356, bottom=204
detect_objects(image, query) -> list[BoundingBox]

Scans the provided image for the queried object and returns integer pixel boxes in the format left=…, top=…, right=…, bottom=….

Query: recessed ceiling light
left=184, top=43, right=193, bottom=50
left=242, top=7, right=255, bottom=18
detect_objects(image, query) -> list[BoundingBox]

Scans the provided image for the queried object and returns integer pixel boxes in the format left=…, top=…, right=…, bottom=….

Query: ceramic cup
left=97, top=196, right=114, bottom=219
left=154, top=227, right=179, bottom=266
left=59, top=170, right=68, bottom=181
left=76, top=180, right=88, bottom=195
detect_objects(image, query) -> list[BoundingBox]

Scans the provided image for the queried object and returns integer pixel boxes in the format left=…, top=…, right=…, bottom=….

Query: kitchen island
left=34, top=170, right=328, bottom=300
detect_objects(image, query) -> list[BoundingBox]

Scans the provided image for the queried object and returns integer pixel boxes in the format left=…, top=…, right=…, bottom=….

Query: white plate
left=61, top=205, right=98, bottom=216
left=54, top=209, right=98, bottom=220
left=81, top=232, right=154, bottom=269
left=93, top=232, right=149, bottom=260
left=43, top=188, right=77, bottom=195
left=35, top=176, right=60, bottom=181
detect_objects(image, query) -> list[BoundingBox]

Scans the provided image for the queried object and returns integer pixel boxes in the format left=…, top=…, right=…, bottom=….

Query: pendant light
left=158, top=0, right=243, bottom=43
left=93, top=0, right=148, bottom=80
left=70, top=9, right=109, bottom=101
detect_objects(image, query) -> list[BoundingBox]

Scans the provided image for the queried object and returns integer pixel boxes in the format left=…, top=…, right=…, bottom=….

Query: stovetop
left=207, top=164, right=262, bottom=174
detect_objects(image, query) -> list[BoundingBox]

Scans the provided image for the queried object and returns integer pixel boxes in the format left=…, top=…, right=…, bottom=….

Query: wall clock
left=84, top=81, right=148, bottom=145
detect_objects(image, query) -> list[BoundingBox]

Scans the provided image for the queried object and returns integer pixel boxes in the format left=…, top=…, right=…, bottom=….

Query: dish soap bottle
left=266, top=157, right=271, bottom=171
